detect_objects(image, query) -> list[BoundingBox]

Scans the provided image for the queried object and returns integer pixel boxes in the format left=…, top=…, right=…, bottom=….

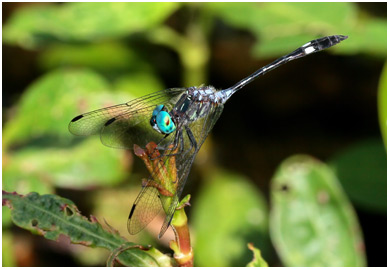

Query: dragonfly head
left=150, top=105, right=176, bottom=134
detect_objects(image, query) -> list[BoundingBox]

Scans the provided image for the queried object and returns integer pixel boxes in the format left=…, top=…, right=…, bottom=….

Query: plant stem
left=170, top=205, right=193, bottom=266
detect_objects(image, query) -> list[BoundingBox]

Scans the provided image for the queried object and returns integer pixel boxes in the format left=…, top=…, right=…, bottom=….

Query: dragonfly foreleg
left=183, top=125, right=198, bottom=155
left=149, top=130, right=182, bottom=160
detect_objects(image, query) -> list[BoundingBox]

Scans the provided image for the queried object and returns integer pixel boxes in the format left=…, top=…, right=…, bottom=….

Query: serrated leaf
left=3, top=3, right=180, bottom=49
left=192, top=170, right=270, bottom=267
left=2, top=191, right=172, bottom=266
left=270, top=155, right=366, bottom=267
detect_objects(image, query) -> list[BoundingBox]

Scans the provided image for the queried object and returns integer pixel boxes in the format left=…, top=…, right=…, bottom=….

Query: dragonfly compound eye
left=150, top=105, right=165, bottom=132
left=152, top=105, right=165, bottom=117
left=156, top=111, right=176, bottom=134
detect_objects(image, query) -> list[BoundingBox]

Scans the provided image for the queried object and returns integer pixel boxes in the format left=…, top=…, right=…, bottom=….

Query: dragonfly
left=69, top=35, right=347, bottom=238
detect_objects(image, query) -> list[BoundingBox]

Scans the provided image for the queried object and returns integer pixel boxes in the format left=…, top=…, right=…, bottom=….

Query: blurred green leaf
left=38, top=42, right=151, bottom=74
left=206, top=3, right=354, bottom=57
left=4, top=68, right=110, bottom=147
left=3, top=68, right=162, bottom=149
left=113, top=72, right=165, bottom=97
left=205, top=2, right=385, bottom=58
left=207, top=2, right=354, bottom=31
left=2, top=231, right=16, bottom=267
left=3, top=160, right=54, bottom=194
left=2, top=191, right=171, bottom=266
left=4, top=137, right=127, bottom=189
left=330, top=139, right=387, bottom=213
left=246, top=243, right=268, bottom=267
left=378, top=64, right=387, bottom=148
left=339, top=19, right=387, bottom=57
left=3, top=3, right=180, bottom=49
left=3, top=67, right=166, bottom=191
left=192, top=170, right=269, bottom=267
left=270, top=155, right=366, bottom=267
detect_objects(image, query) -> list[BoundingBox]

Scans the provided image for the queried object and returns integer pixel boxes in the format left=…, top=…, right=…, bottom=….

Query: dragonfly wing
left=158, top=103, right=225, bottom=238
left=127, top=132, right=177, bottom=235
left=127, top=183, right=163, bottom=235
left=69, top=88, right=186, bottom=149
left=158, top=154, right=196, bottom=238
left=99, top=107, right=164, bottom=149
left=69, top=103, right=132, bottom=136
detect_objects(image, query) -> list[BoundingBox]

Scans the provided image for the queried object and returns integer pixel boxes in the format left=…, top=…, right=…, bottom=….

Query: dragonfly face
left=150, top=105, right=176, bottom=134
left=68, top=35, right=347, bottom=238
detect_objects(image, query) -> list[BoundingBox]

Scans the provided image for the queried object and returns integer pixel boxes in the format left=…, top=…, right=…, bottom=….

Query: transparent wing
left=127, top=134, right=177, bottom=235
left=158, top=103, right=224, bottom=238
left=127, top=185, right=163, bottom=235
left=68, top=88, right=186, bottom=149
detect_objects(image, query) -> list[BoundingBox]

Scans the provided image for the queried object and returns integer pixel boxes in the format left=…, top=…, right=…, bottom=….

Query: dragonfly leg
left=160, top=126, right=198, bottom=160
left=183, top=125, right=198, bottom=154
left=155, top=133, right=172, bottom=150
left=149, top=130, right=182, bottom=160
left=154, top=130, right=186, bottom=159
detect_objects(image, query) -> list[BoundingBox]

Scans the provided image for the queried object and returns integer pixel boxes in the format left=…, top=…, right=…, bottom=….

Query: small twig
left=106, top=243, right=151, bottom=267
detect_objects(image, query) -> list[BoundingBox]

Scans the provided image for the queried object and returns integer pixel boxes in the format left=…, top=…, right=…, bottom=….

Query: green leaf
left=113, top=72, right=165, bottom=98
left=2, top=191, right=172, bottom=266
left=206, top=2, right=386, bottom=58
left=192, top=170, right=270, bottom=267
left=3, top=137, right=126, bottom=190
left=208, top=2, right=355, bottom=34
left=206, top=3, right=354, bottom=57
left=330, top=139, right=387, bottom=213
left=3, top=162, right=54, bottom=194
left=378, top=64, right=387, bottom=148
left=270, top=155, right=366, bottom=267
left=342, top=19, right=387, bottom=57
left=3, top=3, right=180, bottom=48
left=3, top=68, right=111, bottom=147
left=2, top=69, right=134, bottom=190
left=38, top=42, right=151, bottom=74
left=3, top=68, right=160, bottom=148
left=246, top=243, right=268, bottom=267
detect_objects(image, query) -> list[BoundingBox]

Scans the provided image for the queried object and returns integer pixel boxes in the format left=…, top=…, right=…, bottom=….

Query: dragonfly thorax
left=150, top=105, right=177, bottom=134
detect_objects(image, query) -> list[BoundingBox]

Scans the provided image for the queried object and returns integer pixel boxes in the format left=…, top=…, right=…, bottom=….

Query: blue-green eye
left=156, top=111, right=176, bottom=134
left=152, top=105, right=164, bottom=117
left=150, top=105, right=164, bottom=129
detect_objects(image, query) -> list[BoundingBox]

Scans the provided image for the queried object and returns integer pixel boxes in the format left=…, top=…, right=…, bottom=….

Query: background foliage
left=3, top=2, right=386, bottom=266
